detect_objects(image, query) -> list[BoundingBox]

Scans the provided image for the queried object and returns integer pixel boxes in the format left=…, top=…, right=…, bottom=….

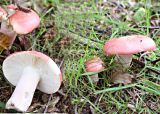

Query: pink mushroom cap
left=85, top=57, right=104, bottom=72
left=9, top=8, right=40, bottom=34
left=104, top=35, right=156, bottom=56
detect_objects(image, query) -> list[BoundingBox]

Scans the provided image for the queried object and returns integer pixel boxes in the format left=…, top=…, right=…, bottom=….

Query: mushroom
left=2, top=51, right=62, bottom=112
left=8, top=5, right=40, bottom=34
left=0, top=5, right=40, bottom=50
left=84, top=57, right=104, bottom=84
left=104, top=35, right=156, bottom=68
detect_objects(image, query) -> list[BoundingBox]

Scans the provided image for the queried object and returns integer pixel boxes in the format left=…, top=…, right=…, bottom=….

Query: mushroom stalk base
left=6, top=66, right=40, bottom=112
left=115, top=54, right=132, bottom=68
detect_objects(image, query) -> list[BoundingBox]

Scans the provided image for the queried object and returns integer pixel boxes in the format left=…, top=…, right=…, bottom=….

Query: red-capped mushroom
left=9, top=6, right=40, bottom=34
left=2, top=51, right=62, bottom=112
left=104, top=35, right=156, bottom=67
left=84, top=57, right=104, bottom=84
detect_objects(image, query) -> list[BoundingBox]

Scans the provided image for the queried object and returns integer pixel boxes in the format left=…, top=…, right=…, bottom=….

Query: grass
left=52, top=1, right=160, bottom=113
left=0, top=0, right=160, bottom=113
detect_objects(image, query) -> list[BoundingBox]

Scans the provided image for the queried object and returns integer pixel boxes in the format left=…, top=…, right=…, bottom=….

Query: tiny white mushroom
left=2, top=51, right=62, bottom=112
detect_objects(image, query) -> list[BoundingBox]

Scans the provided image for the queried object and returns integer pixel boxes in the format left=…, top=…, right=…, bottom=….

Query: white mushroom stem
left=90, top=74, right=99, bottom=84
left=115, top=54, right=133, bottom=68
left=6, top=66, right=40, bottom=112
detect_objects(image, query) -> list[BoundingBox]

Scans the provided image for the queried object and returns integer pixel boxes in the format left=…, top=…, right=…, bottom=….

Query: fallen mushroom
left=84, top=57, right=104, bottom=84
left=2, top=51, right=62, bottom=112
left=104, top=35, right=156, bottom=68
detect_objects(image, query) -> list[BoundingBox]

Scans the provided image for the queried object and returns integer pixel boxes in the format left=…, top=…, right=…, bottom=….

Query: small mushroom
left=2, top=51, right=62, bottom=112
left=84, top=57, right=104, bottom=84
left=104, top=35, right=156, bottom=68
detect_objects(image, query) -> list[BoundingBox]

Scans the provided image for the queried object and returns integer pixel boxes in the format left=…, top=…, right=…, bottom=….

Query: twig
left=57, top=89, right=66, bottom=96
left=138, top=26, right=160, bottom=29
left=139, top=52, right=151, bottom=60
left=74, top=104, right=78, bottom=114
left=43, top=95, right=52, bottom=113
left=59, top=57, right=64, bottom=68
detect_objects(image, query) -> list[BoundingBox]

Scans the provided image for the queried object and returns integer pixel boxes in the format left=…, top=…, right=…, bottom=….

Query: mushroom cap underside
left=2, top=51, right=62, bottom=94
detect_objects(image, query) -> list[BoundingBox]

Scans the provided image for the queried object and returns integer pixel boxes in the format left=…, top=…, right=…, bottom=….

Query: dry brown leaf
left=0, top=32, right=11, bottom=50
left=110, top=71, right=134, bottom=85
left=0, top=21, right=17, bottom=50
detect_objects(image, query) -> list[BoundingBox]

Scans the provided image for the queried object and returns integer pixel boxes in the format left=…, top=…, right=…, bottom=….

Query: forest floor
left=0, top=0, right=160, bottom=113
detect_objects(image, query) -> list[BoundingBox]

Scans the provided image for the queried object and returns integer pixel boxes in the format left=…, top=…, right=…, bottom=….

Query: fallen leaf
left=110, top=71, right=134, bottom=85
left=0, top=21, right=17, bottom=51
left=0, top=32, right=11, bottom=50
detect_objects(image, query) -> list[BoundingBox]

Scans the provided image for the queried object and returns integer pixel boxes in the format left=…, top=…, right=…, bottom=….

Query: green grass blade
left=95, top=83, right=138, bottom=94
left=142, top=80, right=160, bottom=91
left=0, top=102, right=5, bottom=109
left=136, top=85, right=160, bottom=96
